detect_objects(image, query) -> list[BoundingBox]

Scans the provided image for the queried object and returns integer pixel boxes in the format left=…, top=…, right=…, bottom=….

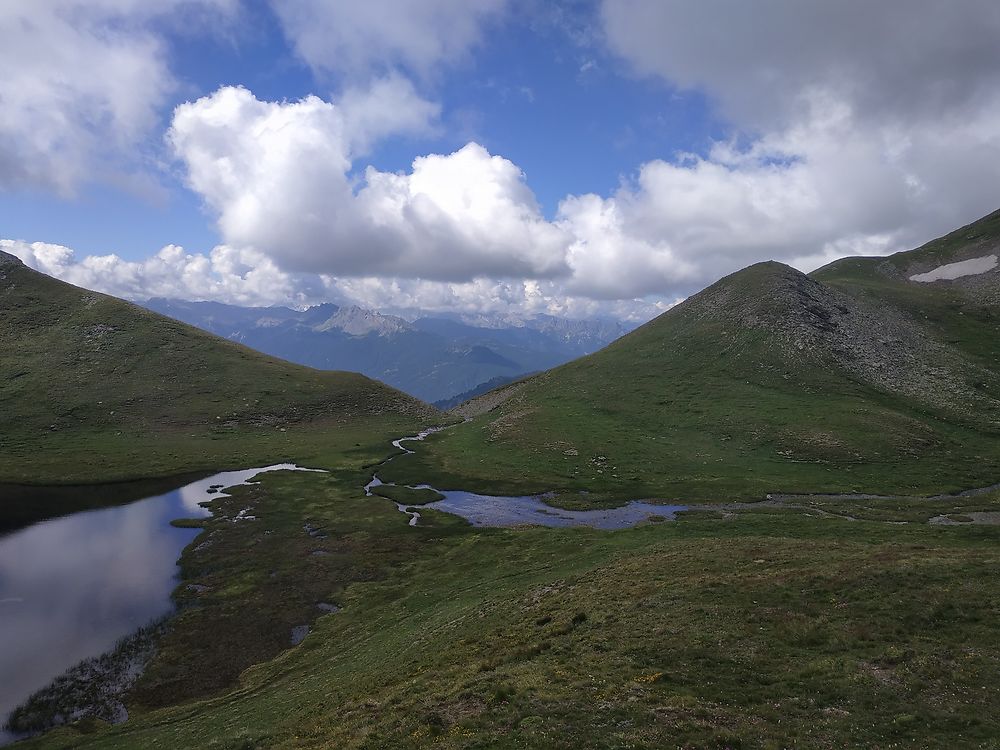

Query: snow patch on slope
left=909, top=254, right=998, bottom=282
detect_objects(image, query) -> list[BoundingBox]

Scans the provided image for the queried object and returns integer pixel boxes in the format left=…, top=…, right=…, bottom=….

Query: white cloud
left=269, top=0, right=508, bottom=78
left=2, top=238, right=665, bottom=321
left=327, top=275, right=669, bottom=322
left=556, top=0, right=1000, bottom=296
left=2, top=240, right=314, bottom=308
left=552, top=90, right=1000, bottom=298
left=358, top=143, right=571, bottom=279
left=0, top=0, right=235, bottom=194
left=337, top=75, right=442, bottom=155
left=600, top=0, right=1000, bottom=131
left=9, top=1, right=1000, bottom=319
left=168, top=85, right=571, bottom=281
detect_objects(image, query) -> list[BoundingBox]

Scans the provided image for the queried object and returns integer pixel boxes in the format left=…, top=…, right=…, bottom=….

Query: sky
left=3, top=0, right=1000, bottom=321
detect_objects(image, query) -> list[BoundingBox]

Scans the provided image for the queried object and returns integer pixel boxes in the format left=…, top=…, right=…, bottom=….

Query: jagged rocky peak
left=456, top=311, right=529, bottom=329
left=298, top=302, right=339, bottom=325
left=528, top=313, right=629, bottom=343
left=450, top=310, right=629, bottom=344
left=314, top=305, right=412, bottom=337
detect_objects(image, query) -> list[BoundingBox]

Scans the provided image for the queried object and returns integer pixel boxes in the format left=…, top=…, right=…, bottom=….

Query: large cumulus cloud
left=167, top=85, right=572, bottom=281
left=588, top=0, right=1000, bottom=286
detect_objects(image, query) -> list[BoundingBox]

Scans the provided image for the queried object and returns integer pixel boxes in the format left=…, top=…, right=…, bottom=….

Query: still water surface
left=0, top=464, right=312, bottom=742
left=366, top=430, right=687, bottom=529
left=419, top=489, right=686, bottom=529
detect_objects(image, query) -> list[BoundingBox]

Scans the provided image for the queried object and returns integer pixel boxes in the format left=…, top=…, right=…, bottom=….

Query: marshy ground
left=20, top=443, right=1000, bottom=749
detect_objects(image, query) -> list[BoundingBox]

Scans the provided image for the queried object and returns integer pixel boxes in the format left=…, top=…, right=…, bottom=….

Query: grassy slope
left=382, top=213, right=1000, bottom=504
left=813, top=208, right=1000, bottom=368
left=10, top=215, right=1000, bottom=749
left=26, top=484, right=1000, bottom=749
left=0, top=256, right=440, bottom=493
left=370, top=483, right=445, bottom=505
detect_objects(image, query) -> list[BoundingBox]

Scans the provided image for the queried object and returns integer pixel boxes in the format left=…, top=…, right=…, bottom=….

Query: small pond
left=367, top=430, right=687, bottom=530
left=0, top=464, right=315, bottom=743
left=417, top=488, right=686, bottom=529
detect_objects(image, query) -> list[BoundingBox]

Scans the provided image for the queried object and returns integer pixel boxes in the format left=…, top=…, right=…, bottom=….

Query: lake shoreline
left=0, top=465, right=321, bottom=743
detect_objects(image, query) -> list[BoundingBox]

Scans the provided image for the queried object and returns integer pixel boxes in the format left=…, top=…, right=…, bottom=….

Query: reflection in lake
left=0, top=464, right=315, bottom=742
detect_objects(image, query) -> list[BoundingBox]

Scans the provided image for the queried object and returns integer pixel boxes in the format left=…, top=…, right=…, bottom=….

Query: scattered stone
left=5, top=621, right=164, bottom=737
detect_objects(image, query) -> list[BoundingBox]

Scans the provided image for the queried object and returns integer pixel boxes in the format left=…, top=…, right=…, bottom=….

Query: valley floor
left=20, top=448, right=1000, bottom=749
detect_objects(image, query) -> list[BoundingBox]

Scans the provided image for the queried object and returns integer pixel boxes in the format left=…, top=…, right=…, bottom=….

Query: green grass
left=0, top=259, right=440, bottom=525
left=131, top=467, right=469, bottom=711
left=24, top=489, right=1000, bottom=749
left=370, top=484, right=445, bottom=505
left=383, top=370, right=1000, bottom=504
left=382, top=213, right=1000, bottom=505
left=0, top=258, right=439, bottom=486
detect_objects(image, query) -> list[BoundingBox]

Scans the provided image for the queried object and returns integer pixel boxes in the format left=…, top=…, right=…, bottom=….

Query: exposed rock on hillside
left=449, top=378, right=531, bottom=419
left=681, top=262, right=1000, bottom=427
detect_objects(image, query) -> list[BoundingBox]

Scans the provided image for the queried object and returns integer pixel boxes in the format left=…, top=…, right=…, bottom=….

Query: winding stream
left=365, top=429, right=687, bottom=529
left=0, top=464, right=319, bottom=743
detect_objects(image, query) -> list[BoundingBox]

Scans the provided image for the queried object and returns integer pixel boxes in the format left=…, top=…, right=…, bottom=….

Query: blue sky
left=3, top=1, right=999, bottom=319
left=2, top=0, right=719, bottom=259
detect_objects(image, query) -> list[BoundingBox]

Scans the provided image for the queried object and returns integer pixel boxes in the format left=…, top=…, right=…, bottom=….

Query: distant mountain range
left=141, top=299, right=631, bottom=403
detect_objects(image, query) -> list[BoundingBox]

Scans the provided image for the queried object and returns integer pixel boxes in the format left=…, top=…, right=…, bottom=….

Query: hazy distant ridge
left=142, top=299, right=630, bottom=403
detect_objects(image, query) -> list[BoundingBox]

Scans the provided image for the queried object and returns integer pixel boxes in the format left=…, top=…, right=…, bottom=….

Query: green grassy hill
left=0, top=252, right=440, bottom=491
left=383, top=210, right=1000, bottom=504
left=813, top=208, right=1000, bottom=366
left=12, top=217, right=1000, bottom=750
